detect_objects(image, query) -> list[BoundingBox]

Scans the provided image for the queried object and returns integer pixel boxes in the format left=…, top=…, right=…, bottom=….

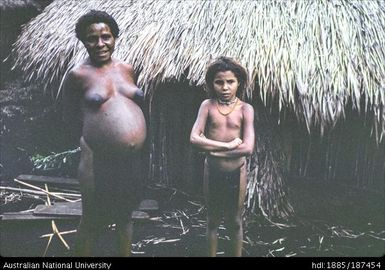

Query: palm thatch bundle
left=10, top=0, right=385, bottom=219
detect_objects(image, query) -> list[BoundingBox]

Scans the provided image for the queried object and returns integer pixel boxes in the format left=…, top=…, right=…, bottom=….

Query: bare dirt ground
left=1, top=179, right=384, bottom=258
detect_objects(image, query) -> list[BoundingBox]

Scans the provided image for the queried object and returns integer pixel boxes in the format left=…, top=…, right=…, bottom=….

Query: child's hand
left=228, top=138, right=243, bottom=149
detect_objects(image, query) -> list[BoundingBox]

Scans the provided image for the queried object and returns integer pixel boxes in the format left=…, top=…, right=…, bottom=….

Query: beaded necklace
left=217, top=96, right=237, bottom=105
left=216, top=97, right=239, bottom=116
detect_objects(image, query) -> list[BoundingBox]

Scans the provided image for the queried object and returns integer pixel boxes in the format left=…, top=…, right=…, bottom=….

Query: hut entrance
left=148, top=81, right=206, bottom=195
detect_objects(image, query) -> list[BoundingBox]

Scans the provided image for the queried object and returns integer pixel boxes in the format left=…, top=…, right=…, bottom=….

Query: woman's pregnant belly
left=82, top=97, right=146, bottom=154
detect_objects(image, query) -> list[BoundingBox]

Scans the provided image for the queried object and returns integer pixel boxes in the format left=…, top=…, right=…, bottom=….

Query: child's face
left=213, top=71, right=240, bottom=101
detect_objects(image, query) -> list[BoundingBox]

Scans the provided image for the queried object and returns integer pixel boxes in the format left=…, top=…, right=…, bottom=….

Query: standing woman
left=62, top=10, right=147, bottom=256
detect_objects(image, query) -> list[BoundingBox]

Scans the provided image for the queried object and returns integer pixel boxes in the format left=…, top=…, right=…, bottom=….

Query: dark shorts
left=92, top=152, right=144, bottom=222
left=206, top=165, right=241, bottom=214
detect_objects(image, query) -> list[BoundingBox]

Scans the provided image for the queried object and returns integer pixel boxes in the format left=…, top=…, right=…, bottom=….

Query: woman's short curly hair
left=75, top=10, right=119, bottom=41
left=205, top=56, right=249, bottom=100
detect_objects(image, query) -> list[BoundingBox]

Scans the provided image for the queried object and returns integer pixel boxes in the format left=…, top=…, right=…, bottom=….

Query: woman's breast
left=82, top=96, right=146, bottom=153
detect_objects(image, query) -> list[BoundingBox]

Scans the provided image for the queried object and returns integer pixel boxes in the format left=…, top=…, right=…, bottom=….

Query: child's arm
left=190, top=100, right=242, bottom=151
left=209, top=103, right=255, bottom=158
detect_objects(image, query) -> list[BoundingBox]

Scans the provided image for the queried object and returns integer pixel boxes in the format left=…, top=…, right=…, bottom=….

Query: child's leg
left=225, top=163, right=247, bottom=257
left=204, top=160, right=221, bottom=257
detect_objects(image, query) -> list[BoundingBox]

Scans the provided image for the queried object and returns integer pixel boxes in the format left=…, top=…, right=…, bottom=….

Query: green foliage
left=30, top=147, right=80, bottom=175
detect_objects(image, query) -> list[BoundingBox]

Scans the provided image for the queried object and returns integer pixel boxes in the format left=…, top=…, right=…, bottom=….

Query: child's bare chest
left=208, top=108, right=243, bottom=131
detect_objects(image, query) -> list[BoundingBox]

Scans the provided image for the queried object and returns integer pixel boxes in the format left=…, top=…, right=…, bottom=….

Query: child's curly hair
left=205, top=56, right=249, bottom=100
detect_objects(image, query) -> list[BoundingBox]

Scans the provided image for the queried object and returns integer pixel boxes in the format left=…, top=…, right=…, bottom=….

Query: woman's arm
left=209, top=103, right=255, bottom=158
left=190, top=100, right=242, bottom=151
left=62, top=70, right=82, bottom=142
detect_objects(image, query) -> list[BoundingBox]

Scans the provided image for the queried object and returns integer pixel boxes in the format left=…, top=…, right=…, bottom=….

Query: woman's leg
left=74, top=137, right=98, bottom=256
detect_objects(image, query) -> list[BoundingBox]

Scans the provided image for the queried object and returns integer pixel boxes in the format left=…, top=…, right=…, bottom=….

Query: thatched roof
left=0, top=0, right=51, bottom=11
left=0, top=0, right=36, bottom=10
left=11, top=0, right=385, bottom=141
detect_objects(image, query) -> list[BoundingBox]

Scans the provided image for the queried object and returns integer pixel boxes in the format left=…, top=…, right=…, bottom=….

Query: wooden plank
left=14, top=176, right=159, bottom=213
left=138, top=199, right=159, bottom=212
left=33, top=199, right=158, bottom=216
left=132, top=211, right=150, bottom=220
left=16, top=174, right=79, bottom=186
left=2, top=210, right=148, bottom=221
left=33, top=200, right=156, bottom=220
left=1, top=212, right=71, bottom=221
left=34, top=201, right=82, bottom=217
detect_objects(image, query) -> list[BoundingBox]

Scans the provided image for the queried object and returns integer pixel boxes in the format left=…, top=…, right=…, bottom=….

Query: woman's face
left=83, top=22, right=115, bottom=65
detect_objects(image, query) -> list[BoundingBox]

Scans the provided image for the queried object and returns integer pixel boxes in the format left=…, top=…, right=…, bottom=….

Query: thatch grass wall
left=284, top=107, right=384, bottom=188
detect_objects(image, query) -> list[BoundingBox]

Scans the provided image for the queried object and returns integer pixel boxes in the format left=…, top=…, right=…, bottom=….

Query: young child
left=190, top=56, right=255, bottom=257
